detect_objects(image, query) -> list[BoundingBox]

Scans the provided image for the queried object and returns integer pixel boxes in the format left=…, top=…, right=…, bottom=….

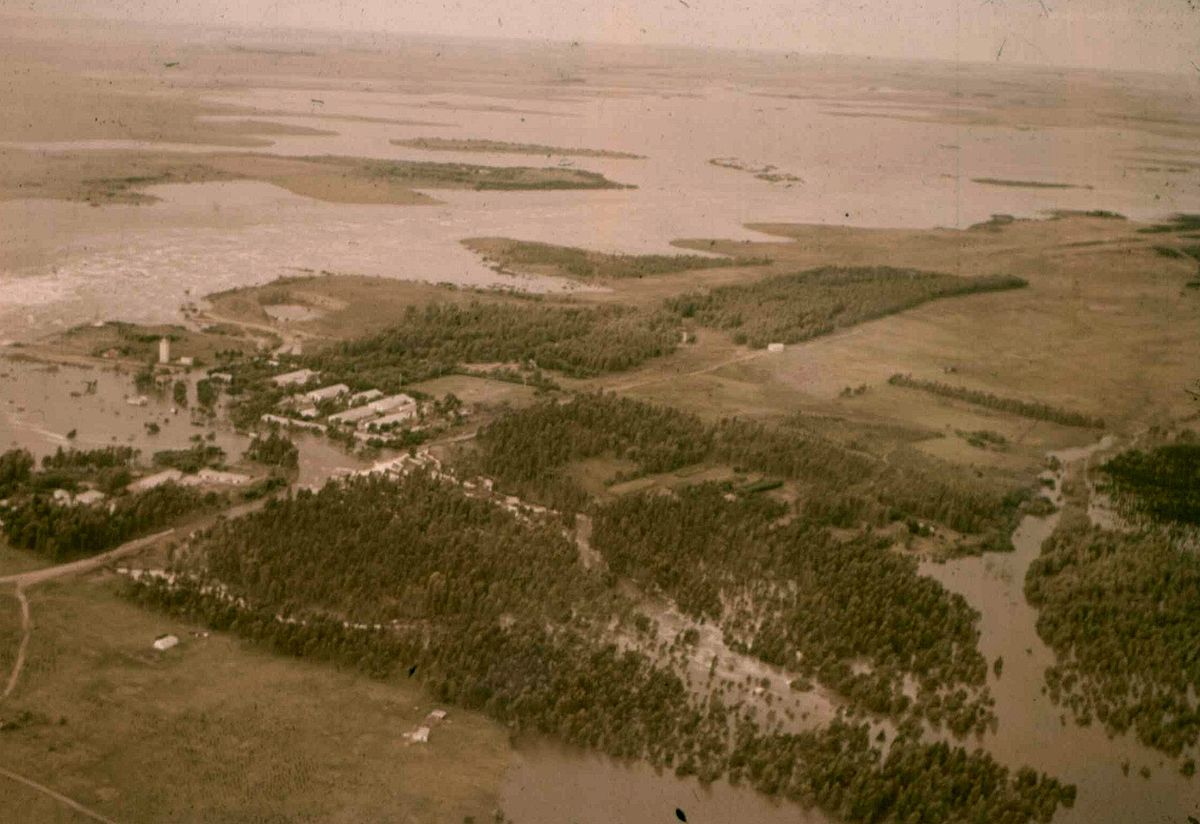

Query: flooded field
left=0, top=356, right=365, bottom=487
left=922, top=439, right=1197, bottom=824
left=501, top=741, right=829, bottom=824
left=4, top=66, right=1200, bottom=339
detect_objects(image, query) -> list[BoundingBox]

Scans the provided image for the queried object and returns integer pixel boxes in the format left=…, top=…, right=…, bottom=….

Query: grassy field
left=40, top=322, right=263, bottom=367
left=391, top=137, right=644, bottom=159
left=195, top=213, right=1199, bottom=487
left=464, top=237, right=770, bottom=282
left=0, top=541, right=50, bottom=578
left=0, top=577, right=512, bottom=824
left=0, top=149, right=629, bottom=207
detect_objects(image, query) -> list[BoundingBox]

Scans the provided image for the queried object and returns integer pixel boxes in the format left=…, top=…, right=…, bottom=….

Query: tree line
left=667, top=267, right=1025, bottom=348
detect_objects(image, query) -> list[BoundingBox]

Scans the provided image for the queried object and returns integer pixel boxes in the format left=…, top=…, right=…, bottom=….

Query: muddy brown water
left=921, top=438, right=1199, bottom=824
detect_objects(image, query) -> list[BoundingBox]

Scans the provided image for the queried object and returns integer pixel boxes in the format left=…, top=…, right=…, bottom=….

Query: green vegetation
left=592, top=483, right=994, bottom=731
left=1136, top=213, right=1200, bottom=235
left=1, top=483, right=219, bottom=561
left=1098, top=440, right=1200, bottom=526
left=971, top=178, right=1090, bottom=190
left=468, top=238, right=770, bottom=280
left=243, top=431, right=299, bottom=470
left=1026, top=510, right=1200, bottom=757
left=473, top=394, right=1029, bottom=547
left=152, top=444, right=226, bottom=473
left=667, top=267, right=1025, bottom=348
left=125, top=469, right=1074, bottom=823
left=302, top=301, right=680, bottom=390
left=391, top=137, right=645, bottom=159
left=888, top=374, right=1105, bottom=428
left=353, top=156, right=628, bottom=191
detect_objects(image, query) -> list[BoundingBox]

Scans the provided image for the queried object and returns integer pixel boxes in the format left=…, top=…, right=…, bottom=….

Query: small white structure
left=403, top=726, right=431, bottom=744
left=209, top=372, right=233, bottom=383
left=158, top=337, right=171, bottom=364
left=177, top=356, right=195, bottom=367
left=298, top=406, right=319, bottom=419
left=427, top=709, right=448, bottom=722
left=127, top=468, right=184, bottom=493
left=152, top=634, right=179, bottom=651
left=767, top=342, right=785, bottom=353
left=271, top=368, right=318, bottom=387
left=74, top=489, right=107, bottom=506
left=52, top=488, right=72, bottom=504
left=126, top=395, right=149, bottom=407
left=299, top=384, right=349, bottom=404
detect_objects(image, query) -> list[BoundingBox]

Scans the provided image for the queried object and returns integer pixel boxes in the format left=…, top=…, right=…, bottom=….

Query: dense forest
left=472, top=393, right=1028, bottom=549
left=888, top=375, right=1105, bottom=429
left=1098, top=440, right=1200, bottom=526
left=591, top=483, right=994, bottom=732
left=126, top=468, right=1074, bottom=823
left=302, top=301, right=680, bottom=390
left=471, top=238, right=770, bottom=280
left=243, top=432, right=299, bottom=470
left=1, top=482, right=220, bottom=561
left=1026, top=510, right=1200, bottom=758
left=666, top=267, right=1025, bottom=347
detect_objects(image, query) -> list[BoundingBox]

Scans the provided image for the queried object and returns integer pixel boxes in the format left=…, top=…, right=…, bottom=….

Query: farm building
left=180, top=469, right=251, bottom=487
left=152, top=634, right=179, bottom=651
left=328, top=405, right=380, bottom=426
left=300, top=383, right=350, bottom=404
left=271, top=368, right=319, bottom=387
left=74, top=489, right=107, bottom=506
left=366, top=409, right=416, bottom=431
left=127, top=469, right=184, bottom=493
left=367, top=393, right=416, bottom=414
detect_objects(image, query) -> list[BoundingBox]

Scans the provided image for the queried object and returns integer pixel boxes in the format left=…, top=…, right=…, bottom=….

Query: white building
left=74, top=489, right=107, bottom=506
left=127, top=469, right=184, bottom=493
left=152, top=634, right=179, bottom=651
left=208, top=372, right=233, bottom=383
left=366, top=409, right=416, bottom=431
left=180, top=469, right=251, bottom=487
left=158, top=337, right=170, bottom=364
left=767, top=342, right=785, bottom=353
left=299, top=384, right=349, bottom=404
left=261, top=414, right=326, bottom=433
left=271, top=368, right=318, bottom=387
left=370, top=393, right=415, bottom=412
left=328, top=405, right=380, bottom=426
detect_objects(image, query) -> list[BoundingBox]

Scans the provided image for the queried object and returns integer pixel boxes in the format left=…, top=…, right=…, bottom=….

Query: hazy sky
left=14, top=0, right=1200, bottom=74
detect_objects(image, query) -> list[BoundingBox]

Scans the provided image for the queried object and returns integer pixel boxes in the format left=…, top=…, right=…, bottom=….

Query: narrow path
left=0, top=765, right=120, bottom=824
left=3, top=585, right=30, bottom=699
left=0, top=529, right=176, bottom=589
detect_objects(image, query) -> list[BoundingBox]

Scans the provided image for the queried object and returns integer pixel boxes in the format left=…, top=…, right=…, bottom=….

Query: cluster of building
left=262, top=369, right=421, bottom=439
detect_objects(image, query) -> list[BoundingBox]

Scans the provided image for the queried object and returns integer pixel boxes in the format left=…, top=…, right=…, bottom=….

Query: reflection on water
left=501, top=741, right=828, bottom=824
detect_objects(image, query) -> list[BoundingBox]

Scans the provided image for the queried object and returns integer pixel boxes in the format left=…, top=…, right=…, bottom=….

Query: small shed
left=152, top=634, right=179, bottom=652
left=767, top=342, right=785, bottom=353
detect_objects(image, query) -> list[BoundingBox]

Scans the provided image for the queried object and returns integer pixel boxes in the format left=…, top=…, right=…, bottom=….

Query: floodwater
left=501, top=741, right=828, bottom=824
left=4, top=73, right=1200, bottom=339
left=0, top=356, right=366, bottom=486
left=921, top=438, right=1200, bottom=824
